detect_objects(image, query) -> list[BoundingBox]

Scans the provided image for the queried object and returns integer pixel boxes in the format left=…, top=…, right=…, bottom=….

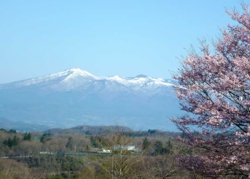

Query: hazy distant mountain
left=0, top=117, right=49, bottom=132
left=0, top=68, right=181, bottom=131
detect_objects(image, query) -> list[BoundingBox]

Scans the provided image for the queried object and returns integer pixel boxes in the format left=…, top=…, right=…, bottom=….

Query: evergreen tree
left=153, top=140, right=163, bottom=155
left=23, top=132, right=31, bottom=141
left=66, top=137, right=74, bottom=150
left=8, top=129, right=16, bottom=134
left=3, top=136, right=19, bottom=148
left=142, top=137, right=151, bottom=150
left=166, top=140, right=173, bottom=154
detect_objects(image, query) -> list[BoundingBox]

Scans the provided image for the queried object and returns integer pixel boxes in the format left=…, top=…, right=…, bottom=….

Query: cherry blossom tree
left=171, top=5, right=250, bottom=178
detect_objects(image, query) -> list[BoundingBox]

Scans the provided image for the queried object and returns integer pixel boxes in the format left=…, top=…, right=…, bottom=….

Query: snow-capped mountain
left=0, top=68, right=181, bottom=131
left=0, top=68, right=176, bottom=91
left=0, top=68, right=99, bottom=90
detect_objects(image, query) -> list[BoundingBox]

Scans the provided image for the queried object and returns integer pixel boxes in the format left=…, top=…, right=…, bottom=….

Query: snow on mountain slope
left=106, top=75, right=174, bottom=87
left=0, top=68, right=176, bottom=92
left=54, top=69, right=101, bottom=90
left=0, top=68, right=99, bottom=90
left=0, top=68, right=180, bottom=131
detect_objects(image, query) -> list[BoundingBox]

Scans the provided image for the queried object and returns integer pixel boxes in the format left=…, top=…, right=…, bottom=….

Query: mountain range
left=0, top=68, right=181, bottom=131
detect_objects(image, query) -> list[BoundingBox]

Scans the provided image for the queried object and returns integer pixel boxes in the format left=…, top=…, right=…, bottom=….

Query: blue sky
left=0, top=0, right=248, bottom=83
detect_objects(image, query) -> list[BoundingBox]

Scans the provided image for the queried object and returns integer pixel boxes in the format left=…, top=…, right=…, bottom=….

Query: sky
left=0, top=0, right=249, bottom=83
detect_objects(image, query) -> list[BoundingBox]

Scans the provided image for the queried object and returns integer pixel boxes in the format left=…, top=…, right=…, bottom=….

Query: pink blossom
left=172, top=4, right=250, bottom=178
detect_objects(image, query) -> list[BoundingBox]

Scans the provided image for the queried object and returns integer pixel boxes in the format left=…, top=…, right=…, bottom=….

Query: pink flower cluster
left=172, top=4, right=250, bottom=178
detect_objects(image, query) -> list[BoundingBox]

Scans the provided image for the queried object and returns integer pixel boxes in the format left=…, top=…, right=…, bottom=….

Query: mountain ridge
left=0, top=68, right=176, bottom=90
left=0, top=68, right=180, bottom=131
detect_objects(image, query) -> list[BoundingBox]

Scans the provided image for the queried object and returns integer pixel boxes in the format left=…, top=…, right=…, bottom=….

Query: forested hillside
left=0, top=126, right=193, bottom=179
